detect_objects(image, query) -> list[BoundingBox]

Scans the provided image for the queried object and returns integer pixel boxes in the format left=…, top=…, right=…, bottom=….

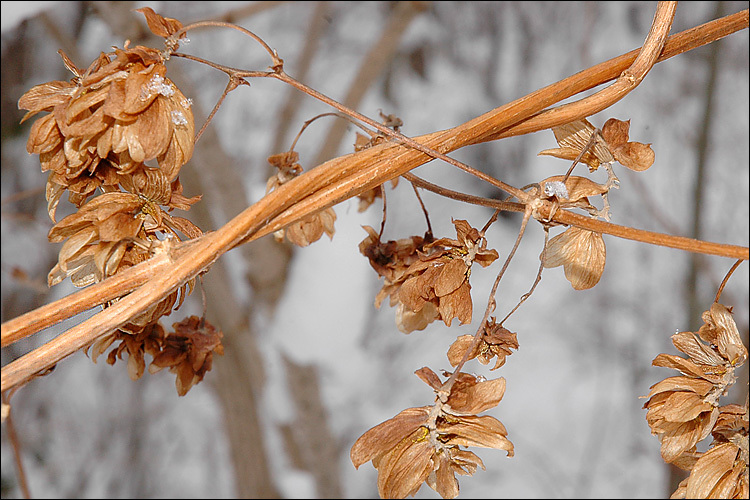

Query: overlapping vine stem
left=2, top=2, right=748, bottom=402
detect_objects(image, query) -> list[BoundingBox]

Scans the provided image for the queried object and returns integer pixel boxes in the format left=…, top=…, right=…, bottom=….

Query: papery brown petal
left=166, top=215, right=203, bottom=239
left=56, top=227, right=97, bottom=268
left=652, top=354, right=725, bottom=384
left=428, top=452, right=459, bottom=499
left=451, top=219, right=478, bottom=245
left=350, top=407, right=431, bottom=469
left=27, top=113, right=62, bottom=154
left=18, top=81, right=76, bottom=120
left=601, top=118, right=631, bottom=147
left=97, top=212, right=143, bottom=241
left=660, top=420, right=704, bottom=463
left=439, top=415, right=513, bottom=455
left=415, top=367, right=443, bottom=392
left=376, top=429, right=434, bottom=499
left=685, top=442, right=739, bottom=499
left=543, top=226, right=605, bottom=290
left=438, top=280, right=473, bottom=327
left=707, top=303, right=748, bottom=366
left=136, top=7, right=184, bottom=38
left=671, top=331, right=726, bottom=367
left=447, top=335, right=479, bottom=367
left=126, top=346, right=146, bottom=380
left=660, top=392, right=714, bottom=422
left=660, top=408, right=719, bottom=463
left=546, top=119, right=614, bottom=166
left=709, top=462, right=744, bottom=499
left=646, top=376, right=715, bottom=399
left=396, top=301, right=439, bottom=333
left=434, top=259, right=468, bottom=297
left=447, top=377, right=506, bottom=415
left=612, top=141, right=655, bottom=171
left=450, top=448, right=485, bottom=473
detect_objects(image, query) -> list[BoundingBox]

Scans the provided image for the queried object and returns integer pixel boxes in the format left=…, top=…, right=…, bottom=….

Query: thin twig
left=2, top=6, right=748, bottom=394
left=715, top=259, right=744, bottom=303
left=440, top=205, right=535, bottom=395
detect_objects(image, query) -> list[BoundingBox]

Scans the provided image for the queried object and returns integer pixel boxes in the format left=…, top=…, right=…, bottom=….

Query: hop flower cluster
left=360, top=219, right=498, bottom=333
left=643, top=303, right=748, bottom=498
left=265, top=151, right=337, bottom=247
left=17, top=8, right=213, bottom=394
left=88, top=315, right=224, bottom=396
left=351, top=368, right=513, bottom=499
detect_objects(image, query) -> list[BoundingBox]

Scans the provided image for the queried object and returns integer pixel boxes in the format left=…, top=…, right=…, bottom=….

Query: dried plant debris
left=643, top=303, right=748, bottom=499
left=351, top=368, right=513, bottom=498
left=265, top=151, right=337, bottom=246
left=542, top=226, right=606, bottom=290
left=361, top=219, right=498, bottom=333
left=538, top=117, right=654, bottom=173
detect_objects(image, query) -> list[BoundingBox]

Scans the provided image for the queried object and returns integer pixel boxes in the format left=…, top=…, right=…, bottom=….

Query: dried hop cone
left=351, top=367, right=513, bottom=499
left=643, top=302, right=748, bottom=471
left=379, top=219, right=498, bottom=334
left=19, top=45, right=195, bottom=221
left=265, top=151, right=337, bottom=247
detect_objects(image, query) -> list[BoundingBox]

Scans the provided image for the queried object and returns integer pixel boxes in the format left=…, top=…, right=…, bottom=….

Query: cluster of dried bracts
left=17, top=7, right=222, bottom=395
left=14, top=5, right=746, bottom=500
left=643, top=303, right=748, bottom=498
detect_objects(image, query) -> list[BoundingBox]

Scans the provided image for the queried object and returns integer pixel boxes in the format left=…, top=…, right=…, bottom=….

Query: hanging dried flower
left=265, top=150, right=337, bottom=246
left=447, top=318, right=518, bottom=370
left=351, top=368, right=513, bottom=499
left=18, top=44, right=195, bottom=220
left=542, top=226, right=606, bottom=290
left=643, top=302, right=748, bottom=497
left=150, top=315, right=224, bottom=396
left=388, top=219, right=498, bottom=333
left=538, top=117, right=654, bottom=173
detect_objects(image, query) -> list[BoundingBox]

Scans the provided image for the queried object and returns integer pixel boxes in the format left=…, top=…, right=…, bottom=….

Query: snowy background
left=2, top=1, right=748, bottom=499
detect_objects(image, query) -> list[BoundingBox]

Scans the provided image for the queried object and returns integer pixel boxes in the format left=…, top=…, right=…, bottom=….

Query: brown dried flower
left=19, top=44, right=195, bottom=220
left=600, top=118, right=655, bottom=172
left=542, top=226, right=606, bottom=290
left=265, top=151, right=337, bottom=246
left=351, top=368, right=513, bottom=499
left=538, top=117, right=654, bottom=172
left=389, top=219, right=498, bottom=333
left=46, top=191, right=200, bottom=287
left=87, top=316, right=223, bottom=396
left=150, top=316, right=224, bottom=396
left=670, top=440, right=748, bottom=499
left=447, top=318, right=518, bottom=370
left=643, top=302, right=748, bottom=489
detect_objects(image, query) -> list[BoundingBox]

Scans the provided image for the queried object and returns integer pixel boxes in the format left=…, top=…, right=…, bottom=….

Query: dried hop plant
left=538, top=117, right=654, bottom=173
left=18, top=41, right=195, bottom=221
left=351, top=367, right=513, bottom=499
left=370, top=219, right=499, bottom=334
left=265, top=151, right=337, bottom=247
left=643, top=302, right=748, bottom=498
left=447, top=318, right=519, bottom=370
